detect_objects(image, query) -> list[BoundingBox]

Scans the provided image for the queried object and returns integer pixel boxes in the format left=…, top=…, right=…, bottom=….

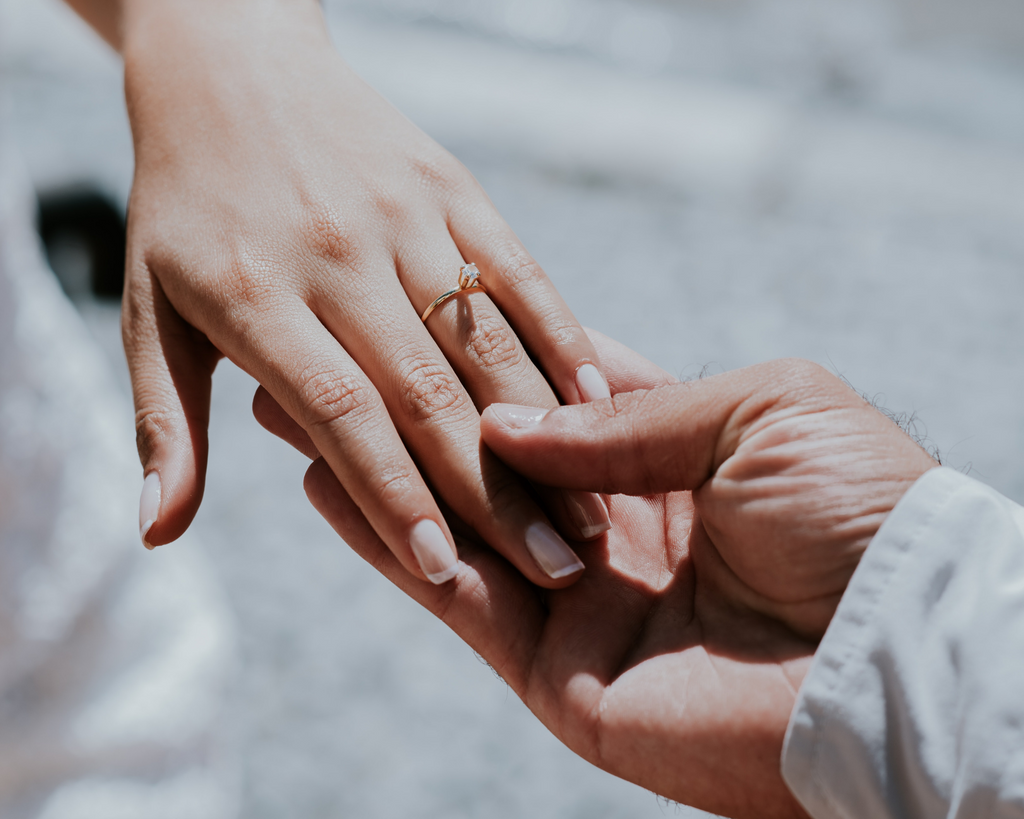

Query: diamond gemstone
left=461, top=263, right=480, bottom=286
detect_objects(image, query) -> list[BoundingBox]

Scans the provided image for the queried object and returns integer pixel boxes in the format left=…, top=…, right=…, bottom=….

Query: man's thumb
left=481, top=361, right=806, bottom=496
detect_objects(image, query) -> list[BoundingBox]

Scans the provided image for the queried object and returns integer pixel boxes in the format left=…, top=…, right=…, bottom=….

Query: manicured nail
left=564, top=490, right=611, bottom=540
left=576, top=363, right=611, bottom=402
left=409, top=519, right=460, bottom=584
left=488, top=404, right=548, bottom=430
left=525, top=521, right=584, bottom=579
left=139, top=471, right=161, bottom=550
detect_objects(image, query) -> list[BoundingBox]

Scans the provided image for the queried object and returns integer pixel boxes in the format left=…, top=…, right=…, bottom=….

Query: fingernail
left=525, top=521, right=584, bottom=579
left=564, top=490, right=611, bottom=540
left=488, top=404, right=548, bottom=430
left=139, top=471, right=161, bottom=550
left=409, top=519, right=460, bottom=584
left=576, top=363, right=611, bottom=403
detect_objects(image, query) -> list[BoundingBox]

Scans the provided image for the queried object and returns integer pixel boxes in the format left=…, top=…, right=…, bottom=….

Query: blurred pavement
left=3, top=0, right=1024, bottom=817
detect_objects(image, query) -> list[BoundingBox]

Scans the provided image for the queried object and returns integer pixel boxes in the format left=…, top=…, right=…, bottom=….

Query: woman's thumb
left=124, top=273, right=219, bottom=548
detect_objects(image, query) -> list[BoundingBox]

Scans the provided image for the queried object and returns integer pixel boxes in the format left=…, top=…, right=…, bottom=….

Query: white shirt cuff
left=781, top=466, right=1024, bottom=819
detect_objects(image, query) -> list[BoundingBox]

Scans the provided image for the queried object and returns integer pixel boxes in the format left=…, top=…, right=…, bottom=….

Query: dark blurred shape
left=37, top=187, right=126, bottom=300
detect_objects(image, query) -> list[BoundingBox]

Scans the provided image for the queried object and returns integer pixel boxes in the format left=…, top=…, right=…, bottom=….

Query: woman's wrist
left=120, top=0, right=340, bottom=155
left=121, top=0, right=330, bottom=83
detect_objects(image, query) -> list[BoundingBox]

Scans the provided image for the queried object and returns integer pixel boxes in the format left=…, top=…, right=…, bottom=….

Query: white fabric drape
left=0, top=126, right=237, bottom=818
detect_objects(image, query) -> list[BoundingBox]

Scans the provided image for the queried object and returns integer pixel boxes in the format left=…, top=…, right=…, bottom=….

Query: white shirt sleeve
left=781, top=466, right=1024, bottom=819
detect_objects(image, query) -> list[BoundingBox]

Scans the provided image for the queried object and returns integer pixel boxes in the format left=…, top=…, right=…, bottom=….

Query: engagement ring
left=420, top=263, right=486, bottom=322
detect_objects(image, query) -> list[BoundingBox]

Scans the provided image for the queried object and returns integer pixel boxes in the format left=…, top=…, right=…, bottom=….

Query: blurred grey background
left=3, top=0, right=1024, bottom=817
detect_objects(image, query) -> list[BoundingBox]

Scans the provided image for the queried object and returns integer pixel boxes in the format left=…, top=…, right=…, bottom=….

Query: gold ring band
left=420, top=263, right=486, bottom=322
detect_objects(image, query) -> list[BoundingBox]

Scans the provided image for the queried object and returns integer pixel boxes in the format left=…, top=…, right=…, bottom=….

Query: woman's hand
left=104, top=0, right=609, bottom=586
left=294, top=334, right=935, bottom=818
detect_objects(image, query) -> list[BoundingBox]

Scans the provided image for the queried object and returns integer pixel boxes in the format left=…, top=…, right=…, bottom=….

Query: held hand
left=119, top=0, right=609, bottom=586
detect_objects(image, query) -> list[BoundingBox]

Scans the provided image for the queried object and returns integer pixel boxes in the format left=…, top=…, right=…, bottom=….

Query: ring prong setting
left=459, top=263, right=481, bottom=290
left=421, top=263, right=487, bottom=322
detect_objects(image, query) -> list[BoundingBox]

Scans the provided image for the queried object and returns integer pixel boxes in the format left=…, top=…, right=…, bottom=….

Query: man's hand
left=483, top=356, right=938, bottom=640
left=294, top=334, right=934, bottom=818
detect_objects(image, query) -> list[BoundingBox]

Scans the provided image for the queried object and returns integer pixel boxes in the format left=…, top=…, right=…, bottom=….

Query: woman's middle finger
left=397, top=226, right=555, bottom=410
left=396, top=224, right=611, bottom=541
left=311, top=249, right=589, bottom=586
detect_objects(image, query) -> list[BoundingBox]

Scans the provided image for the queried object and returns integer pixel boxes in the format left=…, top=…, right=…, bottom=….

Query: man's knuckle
left=767, top=358, right=841, bottom=408
left=780, top=357, right=826, bottom=381
left=601, top=392, right=662, bottom=492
